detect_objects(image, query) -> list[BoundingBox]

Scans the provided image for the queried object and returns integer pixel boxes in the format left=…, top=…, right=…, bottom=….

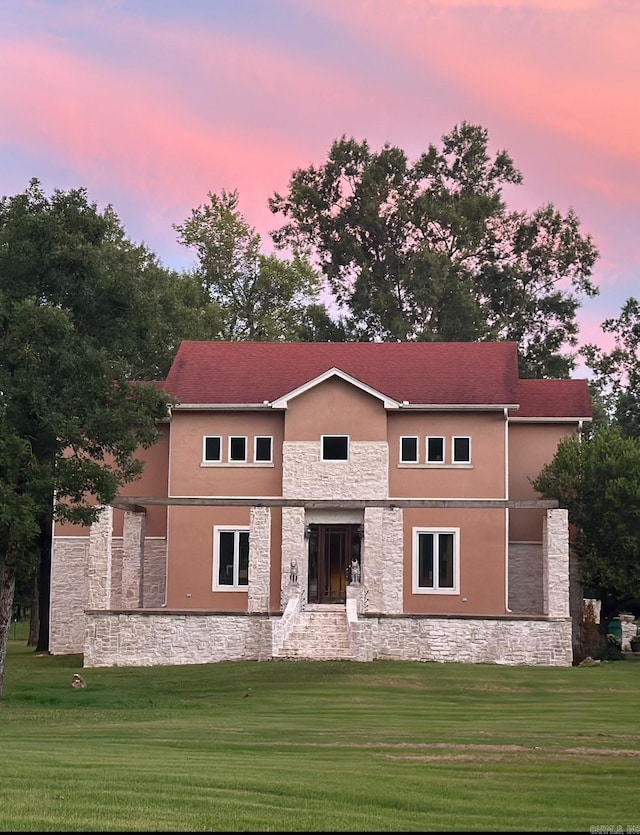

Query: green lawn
left=1, top=632, right=639, bottom=832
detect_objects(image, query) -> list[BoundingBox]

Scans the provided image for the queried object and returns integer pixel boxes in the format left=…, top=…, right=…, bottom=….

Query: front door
left=307, top=524, right=361, bottom=604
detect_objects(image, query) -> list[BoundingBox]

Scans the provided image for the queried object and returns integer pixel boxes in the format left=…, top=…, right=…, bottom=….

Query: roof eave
left=172, top=403, right=274, bottom=411
left=508, top=416, right=593, bottom=423
left=399, top=403, right=520, bottom=411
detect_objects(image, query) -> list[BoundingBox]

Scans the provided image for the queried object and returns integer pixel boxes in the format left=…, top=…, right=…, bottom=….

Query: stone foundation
left=83, top=610, right=572, bottom=668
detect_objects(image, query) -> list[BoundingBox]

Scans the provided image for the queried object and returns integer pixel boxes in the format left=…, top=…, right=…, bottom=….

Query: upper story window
left=452, top=436, right=471, bottom=464
left=321, top=435, right=349, bottom=461
left=213, top=527, right=249, bottom=590
left=202, top=434, right=275, bottom=465
left=413, top=528, right=459, bottom=594
left=426, top=436, right=445, bottom=463
left=203, top=435, right=222, bottom=463
left=400, top=436, right=419, bottom=463
left=254, top=436, right=273, bottom=463
left=228, top=436, right=248, bottom=463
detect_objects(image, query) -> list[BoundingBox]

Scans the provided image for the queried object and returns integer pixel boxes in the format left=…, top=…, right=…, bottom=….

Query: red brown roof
left=512, top=378, right=593, bottom=419
left=160, top=341, right=592, bottom=419
left=162, top=340, right=523, bottom=407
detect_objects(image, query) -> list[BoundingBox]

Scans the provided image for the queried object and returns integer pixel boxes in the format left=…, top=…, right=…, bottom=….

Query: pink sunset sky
left=1, top=0, right=638, bottom=376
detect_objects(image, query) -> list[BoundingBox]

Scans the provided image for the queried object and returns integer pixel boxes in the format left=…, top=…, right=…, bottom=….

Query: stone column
left=248, top=506, right=271, bottom=613
left=363, top=506, right=404, bottom=614
left=87, top=505, right=113, bottom=610
left=281, top=506, right=306, bottom=609
left=543, top=508, right=569, bottom=618
left=122, top=510, right=146, bottom=609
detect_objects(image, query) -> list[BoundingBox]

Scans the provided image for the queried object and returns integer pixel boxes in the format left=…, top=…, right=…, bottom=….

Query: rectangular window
left=400, top=436, right=419, bottom=463
left=321, top=435, right=349, bottom=461
left=203, top=435, right=222, bottom=463
left=214, top=527, right=249, bottom=589
left=254, top=436, right=273, bottom=463
left=413, top=528, right=459, bottom=594
left=452, top=436, right=471, bottom=463
left=426, top=436, right=445, bottom=463
left=228, top=436, right=247, bottom=463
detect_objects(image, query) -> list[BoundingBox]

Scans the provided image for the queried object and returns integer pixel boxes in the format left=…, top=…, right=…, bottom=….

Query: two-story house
left=50, top=340, right=592, bottom=667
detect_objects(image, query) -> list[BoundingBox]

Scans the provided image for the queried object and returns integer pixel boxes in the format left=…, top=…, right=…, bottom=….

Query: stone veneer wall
left=83, top=611, right=572, bottom=667
left=50, top=538, right=90, bottom=655
left=142, top=540, right=168, bottom=608
left=50, top=533, right=167, bottom=655
left=362, top=506, right=403, bottom=614
left=282, top=441, right=388, bottom=499
left=508, top=543, right=543, bottom=614
left=543, top=509, right=569, bottom=617
left=354, top=616, right=572, bottom=666
left=248, top=506, right=271, bottom=613
left=84, top=612, right=273, bottom=667
left=281, top=506, right=306, bottom=608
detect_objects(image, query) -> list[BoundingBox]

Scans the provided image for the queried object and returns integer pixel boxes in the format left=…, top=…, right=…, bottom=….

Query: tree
left=174, top=189, right=345, bottom=342
left=269, top=122, right=599, bottom=376
left=0, top=180, right=174, bottom=696
left=531, top=426, right=640, bottom=633
left=581, top=298, right=640, bottom=436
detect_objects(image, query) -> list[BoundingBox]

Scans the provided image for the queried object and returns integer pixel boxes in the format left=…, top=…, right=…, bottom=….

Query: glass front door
left=307, top=524, right=361, bottom=604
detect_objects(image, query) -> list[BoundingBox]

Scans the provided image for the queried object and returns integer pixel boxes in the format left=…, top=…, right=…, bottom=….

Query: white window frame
left=412, top=527, right=459, bottom=595
left=426, top=435, right=446, bottom=464
left=202, top=435, right=222, bottom=463
left=228, top=435, right=248, bottom=463
left=452, top=435, right=472, bottom=464
left=213, top=526, right=250, bottom=590
left=399, top=435, right=419, bottom=464
left=254, top=435, right=273, bottom=464
left=321, top=434, right=350, bottom=461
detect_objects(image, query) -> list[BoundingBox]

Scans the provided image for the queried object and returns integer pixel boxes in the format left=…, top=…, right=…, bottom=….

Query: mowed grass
left=1, top=632, right=640, bottom=832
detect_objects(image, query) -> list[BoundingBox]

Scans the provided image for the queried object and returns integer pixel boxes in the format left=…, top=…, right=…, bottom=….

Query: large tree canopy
left=269, top=122, right=599, bottom=376
left=531, top=426, right=640, bottom=630
left=0, top=180, right=175, bottom=696
left=174, top=189, right=347, bottom=342
left=581, top=297, right=640, bottom=437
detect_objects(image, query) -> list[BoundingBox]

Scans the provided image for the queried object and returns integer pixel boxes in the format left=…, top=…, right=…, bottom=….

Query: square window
left=426, top=436, right=445, bottom=463
left=452, top=436, right=471, bottom=463
left=321, top=435, right=349, bottom=461
left=255, top=436, right=273, bottom=463
left=203, top=436, right=221, bottom=462
left=229, top=436, right=247, bottom=462
left=400, top=436, right=419, bottom=463
left=413, top=528, right=459, bottom=594
left=214, top=528, right=249, bottom=589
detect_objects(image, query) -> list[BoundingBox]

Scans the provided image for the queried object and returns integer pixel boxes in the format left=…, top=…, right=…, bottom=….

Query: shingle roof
left=161, top=340, right=522, bottom=407
left=512, top=378, right=593, bottom=420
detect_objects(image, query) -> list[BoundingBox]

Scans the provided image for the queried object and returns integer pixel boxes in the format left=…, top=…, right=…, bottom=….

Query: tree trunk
left=35, top=503, right=53, bottom=654
left=0, top=561, right=17, bottom=699
left=28, top=572, right=39, bottom=646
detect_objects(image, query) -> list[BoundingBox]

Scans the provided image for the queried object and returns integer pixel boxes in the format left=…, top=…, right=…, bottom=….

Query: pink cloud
left=0, top=11, right=396, bottom=254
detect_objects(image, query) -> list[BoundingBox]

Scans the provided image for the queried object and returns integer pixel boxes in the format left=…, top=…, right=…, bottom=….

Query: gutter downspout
left=504, top=407, right=512, bottom=613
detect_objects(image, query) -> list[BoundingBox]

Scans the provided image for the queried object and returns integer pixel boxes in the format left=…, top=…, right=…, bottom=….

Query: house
left=50, top=340, right=592, bottom=668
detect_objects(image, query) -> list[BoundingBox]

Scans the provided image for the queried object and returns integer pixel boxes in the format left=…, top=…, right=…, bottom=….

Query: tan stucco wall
left=283, top=377, right=387, bottom=441
left=165, top=505, right=250, bottom=609
left=168, top=410, right=283, bottom=496
left=54, top=425, right=170, bottom=538
left=388, top=410, right=506, bottom=498
left=509, top=422, right=578, bottom=542
left=402, top=507, right=506, bottom=615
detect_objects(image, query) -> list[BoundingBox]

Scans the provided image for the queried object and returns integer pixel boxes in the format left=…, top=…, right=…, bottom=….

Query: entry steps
left=276, top=604, right=352, bottom=660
